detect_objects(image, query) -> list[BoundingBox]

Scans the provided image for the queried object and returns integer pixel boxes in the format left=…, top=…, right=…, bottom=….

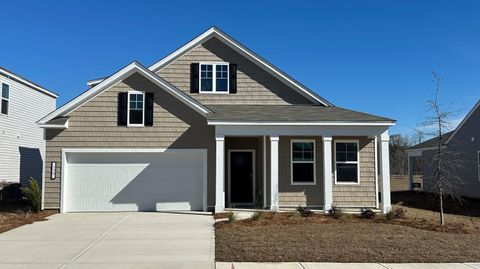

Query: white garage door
left=63, top=150, right=205, bottom=212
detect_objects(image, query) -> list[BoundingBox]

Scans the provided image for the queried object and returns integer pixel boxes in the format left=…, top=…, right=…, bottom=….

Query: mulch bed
left=0, top=201, right=58, bottom=234
left=215, top=211, right=480, bottom=262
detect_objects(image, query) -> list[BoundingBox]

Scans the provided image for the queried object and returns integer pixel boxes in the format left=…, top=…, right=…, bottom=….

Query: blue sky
left=1, top=1, right=478, bottom=137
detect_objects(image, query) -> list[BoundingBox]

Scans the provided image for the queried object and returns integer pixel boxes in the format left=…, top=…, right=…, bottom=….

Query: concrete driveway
left=0, top=212, right=214, bottom=269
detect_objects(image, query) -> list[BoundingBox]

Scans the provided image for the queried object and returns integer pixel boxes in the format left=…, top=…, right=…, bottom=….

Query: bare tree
left=423, top=70, right=464, bottom=225
left=390, top=134, right=411, bottom=175
left=411, top=128, right=426, bottom=145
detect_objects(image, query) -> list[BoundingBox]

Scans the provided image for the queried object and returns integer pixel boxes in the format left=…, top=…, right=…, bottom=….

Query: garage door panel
left=65, top=151, right=204, bottom=212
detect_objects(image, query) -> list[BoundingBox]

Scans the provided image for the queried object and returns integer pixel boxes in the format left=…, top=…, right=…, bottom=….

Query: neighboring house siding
left=332, top=137, right=377, bottom=208
left=44, top=73, right=215, bottom=208
left=0, top=75, right=56, bottom=186
left=422, top=106, right=480, bottom=199
left=278, top=136, right=324, bottom=208
left=157, top=37, right=314, bottom=105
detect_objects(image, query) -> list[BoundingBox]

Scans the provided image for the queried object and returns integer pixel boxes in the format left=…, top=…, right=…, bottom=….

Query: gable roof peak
left=149, top=27, right=333, bottom=106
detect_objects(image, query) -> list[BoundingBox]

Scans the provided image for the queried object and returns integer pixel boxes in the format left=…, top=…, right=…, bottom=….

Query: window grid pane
left=335, top=142, right=359, bottom=183
left=292, top=142, right=314, bottom=162
left=128, top=93, right=143, bottom=124
left=2, top=84, right=9, bottom=99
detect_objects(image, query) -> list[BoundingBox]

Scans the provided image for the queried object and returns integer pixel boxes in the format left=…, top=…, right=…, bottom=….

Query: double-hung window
left=291, top=140, right=316, bottom=185
left=1, top=83, right=9, bottom=115
left=127, top=91, right=144, bottom=126
left=335, top=140, right=359, bottom=184
left=200, top=63, right=229, bottom=93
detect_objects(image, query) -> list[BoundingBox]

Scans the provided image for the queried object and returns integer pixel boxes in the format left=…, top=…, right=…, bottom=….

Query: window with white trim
left=127, top=91, right=144, bottom=126
left=291, top=140, right=315, bottom=184
left=1, top=83, right=9, bottom=115
left=200, top=63, right=229, bottom=93
left=335, top=141, right=359, bottom=183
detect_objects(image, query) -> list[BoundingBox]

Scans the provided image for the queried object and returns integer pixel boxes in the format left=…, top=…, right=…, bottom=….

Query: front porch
left=213, top=125, right=392, bottom=214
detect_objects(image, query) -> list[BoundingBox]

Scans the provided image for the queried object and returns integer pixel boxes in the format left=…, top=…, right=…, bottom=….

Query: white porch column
left=270, top=135, right=279, bottom=212
left=379, top=130, right=391, bottom=213
left=215, top=135, right=225, bottom=212
left=322, top=136, right=333, bottom=213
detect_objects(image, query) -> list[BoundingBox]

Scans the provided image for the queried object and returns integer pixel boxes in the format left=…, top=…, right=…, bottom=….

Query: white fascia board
left=149, top=27, right=333, bottom=107
left=86, top=78, right=105, bottom=87
left=207, top=121, right=395, bottom=126
left=444, top=98, right=480, bottom=145
left=38, top=62, right=209, bottom=124
left=0, top=67, right=58, bottom=98
left=38, top=123, right=68, bottom=129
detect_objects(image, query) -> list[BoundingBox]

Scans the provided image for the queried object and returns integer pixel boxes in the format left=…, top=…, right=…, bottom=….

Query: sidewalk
left=216, top=262, right=480, bottom=269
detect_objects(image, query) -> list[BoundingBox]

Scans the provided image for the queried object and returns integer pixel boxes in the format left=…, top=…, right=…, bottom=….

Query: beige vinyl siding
left=44, top=73, right=215, bottom=209
left=332, top=137, right=377, bottom=208
left=278, top=137, right=324, bottom=208
left=157, top=37, right=313, bottom=105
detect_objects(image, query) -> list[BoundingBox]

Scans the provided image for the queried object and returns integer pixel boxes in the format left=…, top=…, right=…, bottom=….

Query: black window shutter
left=144, top=92, right=154, bottom=126
left=229, top=63, right=237, bottom=94
left=190, top=63, right=199, bottom=93
left=117, top=92, right=127, bottom=126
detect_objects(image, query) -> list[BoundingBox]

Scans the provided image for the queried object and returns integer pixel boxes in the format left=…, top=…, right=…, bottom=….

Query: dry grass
left=0, top=201, right=57, bottom=234
left=215, top=194, right=480, bottom=262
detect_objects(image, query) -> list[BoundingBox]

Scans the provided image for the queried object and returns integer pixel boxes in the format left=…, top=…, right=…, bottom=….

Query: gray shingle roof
left=206, top=105, right=395, bottom=123
left=409, top=131, right=454, bottom=150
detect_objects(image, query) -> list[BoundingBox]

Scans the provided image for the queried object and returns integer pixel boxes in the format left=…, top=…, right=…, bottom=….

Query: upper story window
left=335, top=140, right=359, bottom=184
left=200, top=63, right=229, bottom=93
left=128, top=91, right=144, bottom=126
left=1, top=83, right=9, bottom=115
left=291, top=140, right=316, bottom=185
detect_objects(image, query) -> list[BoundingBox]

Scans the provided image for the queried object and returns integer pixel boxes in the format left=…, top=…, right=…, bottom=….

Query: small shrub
left=0, top=182, right=22, bottom=201
left=328, top=205, right=345, bottom=219
left=360, top=208, right=376, bottom=219
left=251, top=211, right=263, bottom=221
left=386, top=208, right=407, bottom=220
left=385, top=210, right=395, bottom=220
left=21, top=178, right=41, bottom=213
left=394, top=208, right=407, bottom=219
left=227, top=212, right=236, bottom=222
left=296, top=206, right=313, bottom=217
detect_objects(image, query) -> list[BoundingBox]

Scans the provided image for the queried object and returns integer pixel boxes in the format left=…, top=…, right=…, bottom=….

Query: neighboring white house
left=0, top=67, right=57, bottom=186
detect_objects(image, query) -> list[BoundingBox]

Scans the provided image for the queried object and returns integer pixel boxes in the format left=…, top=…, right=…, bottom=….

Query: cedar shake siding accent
left=44, top=73, right=215, bottom=209
left=332, top=137, right=377, bottom=208
left=157, top=37, right=314, bottom=105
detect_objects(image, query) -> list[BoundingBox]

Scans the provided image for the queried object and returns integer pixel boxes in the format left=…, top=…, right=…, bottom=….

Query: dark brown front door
left=229, top=151, right=254, bottom=205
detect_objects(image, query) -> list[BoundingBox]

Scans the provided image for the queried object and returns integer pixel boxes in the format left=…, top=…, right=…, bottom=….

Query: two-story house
left=0, top=67, right=57, bottom=189
left=37, top=27, right=395, bottom=213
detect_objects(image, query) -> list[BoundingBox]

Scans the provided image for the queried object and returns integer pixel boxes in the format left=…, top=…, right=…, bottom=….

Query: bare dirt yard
left=215, top=192, right=480, bottom=262
left=0, top=201, right=57, bottom=234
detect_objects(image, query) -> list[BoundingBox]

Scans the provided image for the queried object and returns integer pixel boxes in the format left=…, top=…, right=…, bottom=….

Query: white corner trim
left=148, top=27, right=332, bottom=106
left=445, top=99, right=480, bottom=145
left=0, top=67, right=58, bottom=98
left=38, top=62, right=210, bottom=125
left=207, top=121, right=395, bottom=126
